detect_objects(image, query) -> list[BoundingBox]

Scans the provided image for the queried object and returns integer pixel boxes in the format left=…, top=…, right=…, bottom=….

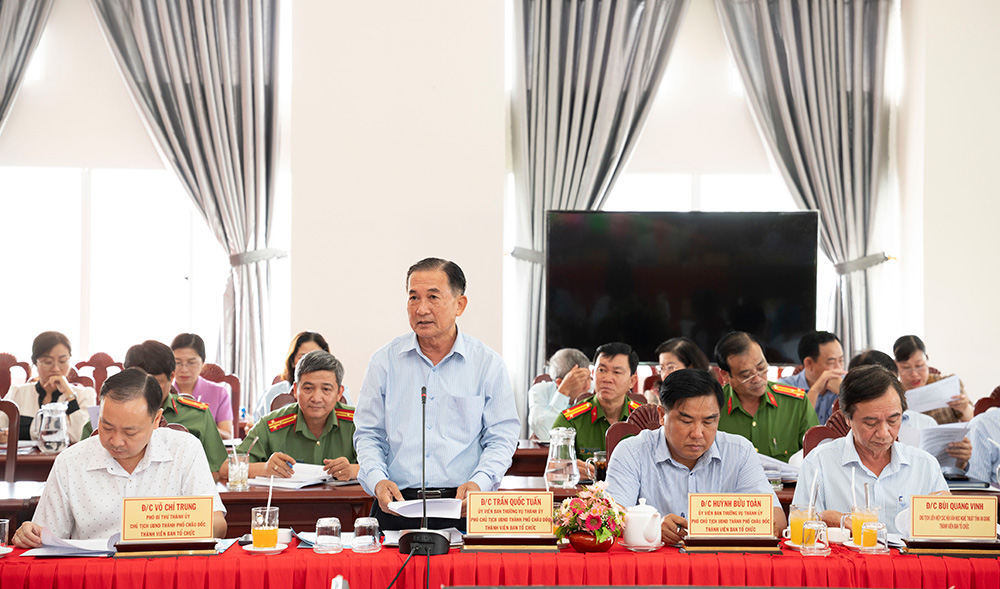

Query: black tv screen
left=545, top=211, right=818, bottom=364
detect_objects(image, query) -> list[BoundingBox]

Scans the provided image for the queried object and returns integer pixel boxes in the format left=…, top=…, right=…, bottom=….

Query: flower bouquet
left=552, top=481, right=626, bottom=552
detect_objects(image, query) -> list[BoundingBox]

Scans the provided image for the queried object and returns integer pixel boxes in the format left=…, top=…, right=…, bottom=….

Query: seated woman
left=253, top=331, right=330, bottom=421
left=0, top=331, right=97, bottom=444
left=893, top=335, right=973, bottom=423
left=643, top=337, right=711, bottom=404
left=171, top=333, right=233, bottom=439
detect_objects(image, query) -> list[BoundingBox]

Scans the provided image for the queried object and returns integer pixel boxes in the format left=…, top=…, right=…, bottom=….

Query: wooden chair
left=825, top=399, right=850, bottom=437
left=928, top=366, right=941, bottom=376
left=803, top=399, right=850, bottom=456
left=627, top=392, right=647, bottom=406
left=75, top=352, right=122, bottom=395
left=0, top=353, right=31, bottom=396
left=165, top=422, right=190, bottom=433
left=66, top=369, right=94, bottom=389
left=642, top=374, right=660, bottom=394
left=1, top=399, right=20, bottom=483
left=606, top=404, right=661, bottom=460
left=974, top=385, right=1000, bottom=416
left=532, top=374, right=552, bottom=386
left=270, top=393, right=296, bottom=412
left=272, top=374, right=284, bottom=385
left=201, top=363, right=242, bottom=435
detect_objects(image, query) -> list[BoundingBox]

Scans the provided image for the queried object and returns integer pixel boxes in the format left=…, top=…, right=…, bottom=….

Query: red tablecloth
left=1, top=540, right=998, bottom=589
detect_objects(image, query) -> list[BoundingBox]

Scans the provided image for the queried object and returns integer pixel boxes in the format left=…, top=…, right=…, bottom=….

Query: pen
left=772, top=437, right=777, bottom=450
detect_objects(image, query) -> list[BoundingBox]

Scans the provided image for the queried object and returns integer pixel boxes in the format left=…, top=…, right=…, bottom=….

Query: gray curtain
left=90, top=0, right=280, bottom=410
left=716, top=0, right=892, bottom=356
left=0, top=0, right=54, bottom=136
left=510, top=0, right=689, bottom=434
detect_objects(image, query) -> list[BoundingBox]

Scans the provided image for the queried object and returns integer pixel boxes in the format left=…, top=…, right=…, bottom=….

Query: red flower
left=585, top=514, right=603, bottom=531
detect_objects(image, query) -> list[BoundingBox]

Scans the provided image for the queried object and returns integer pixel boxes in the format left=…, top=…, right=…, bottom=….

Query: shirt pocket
left=439, top=393, right=485, bottom=445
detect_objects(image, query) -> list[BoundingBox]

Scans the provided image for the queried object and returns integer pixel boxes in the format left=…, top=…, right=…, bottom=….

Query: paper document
left=249, top=461, right=331, bottom=489
left=900, top=422, right=968, bottom=469
left=294, top=530, right=354, bottom=549
left=758, top=453, right=799, bottom=481
left=904, top=375, right=960, bottom=413
left=383, top=528, right=463, bottom=546
left=21, top=529, right=115, bottom=557
left=88, top=405, right=100, bottom=429
left=387, top=498, right=463, bottom=519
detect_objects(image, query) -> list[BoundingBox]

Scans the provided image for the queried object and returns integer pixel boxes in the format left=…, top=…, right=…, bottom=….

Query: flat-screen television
left=545, top=211, right=818, bottom=364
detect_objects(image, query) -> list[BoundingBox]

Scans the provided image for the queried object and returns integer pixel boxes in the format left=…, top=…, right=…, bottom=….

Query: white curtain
left=0, top=0, right=54, bottom=136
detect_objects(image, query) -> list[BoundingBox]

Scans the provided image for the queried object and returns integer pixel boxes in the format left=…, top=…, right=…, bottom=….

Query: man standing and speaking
left=354, top=258, right=520, bottom=531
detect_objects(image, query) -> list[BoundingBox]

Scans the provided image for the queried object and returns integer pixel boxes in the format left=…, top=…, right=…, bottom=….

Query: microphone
left=398, top=386, right=450, bottom=555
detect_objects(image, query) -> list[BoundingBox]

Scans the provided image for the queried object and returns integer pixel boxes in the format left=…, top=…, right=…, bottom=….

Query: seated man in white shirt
left=527, top=348, right=591, bottom=441
left=792, top=365, right=948, bottom=535
left=13, top=368, right=226, bottom=547
left=605, top=368, right=785, bottom=544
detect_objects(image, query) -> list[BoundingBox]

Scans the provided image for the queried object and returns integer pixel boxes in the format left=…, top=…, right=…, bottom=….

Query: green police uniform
left=717, top=381, right=818, bottom=463
left=239, top=402, right=356, bottom=466
left=80, top=392, right=229, bottom=472
left=550, top=397, right=643, bottom=460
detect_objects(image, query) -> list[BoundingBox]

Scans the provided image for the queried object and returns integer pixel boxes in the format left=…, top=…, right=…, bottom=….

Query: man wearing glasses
left=715, top=332, right=818, bottom=462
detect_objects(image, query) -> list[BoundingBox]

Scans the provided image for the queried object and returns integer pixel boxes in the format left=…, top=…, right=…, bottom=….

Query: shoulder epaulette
left=334, top=408, right=354, bottom=422
left=176, top=396, right=210, bottom=411
left=772, top=383, right=806, bottom=399
left=267, top=413, right=297, bottom=432
left=628, top=400, right=642, bottom=411
left=561, top=401, right=592, bottom=421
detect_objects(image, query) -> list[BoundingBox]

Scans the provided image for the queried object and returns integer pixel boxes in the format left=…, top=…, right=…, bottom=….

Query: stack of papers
left=905, top=376, right=960, bottom=413
left=897, top=422, right=968, bottom=468
left=387, top=498, right=463, bottom=519
left=758, top=454, right=799, bottom=482
left=249, top=462, right=331, bottom=489
left=22, top=529, right=116, bottom=557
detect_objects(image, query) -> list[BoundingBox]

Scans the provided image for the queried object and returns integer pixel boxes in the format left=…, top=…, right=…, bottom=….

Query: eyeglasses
left=37, top=356, right=70, bottom=369
left=898, top=365, right=926, bottom=375
left=175, top=359, right=202, bottom=370
left=738, top=363, right=769, bottom=384
left=659, top=363, right=682, bottom=375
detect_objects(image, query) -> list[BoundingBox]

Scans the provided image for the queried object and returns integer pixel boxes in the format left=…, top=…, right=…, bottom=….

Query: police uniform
left=717, top=381, right=818, bottom=463
left=80, top=392, right=229, bottom=472
left=239, top=402, right=356, bottom=465
left=550, top=397, right=643, bottom=460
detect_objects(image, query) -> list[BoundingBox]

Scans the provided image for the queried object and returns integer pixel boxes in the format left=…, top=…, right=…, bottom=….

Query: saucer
left=0, top=546, right=13, bottom=557
left=620, top=541, right=664, bottom=552
left=242, top=542, right=288, bottom=555
left=783, top=539, right=829, bottom=552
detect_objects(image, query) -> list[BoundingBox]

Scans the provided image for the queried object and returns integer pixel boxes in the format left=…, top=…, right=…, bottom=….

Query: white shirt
left=1, top=382, right=98, bottom=443
left=32, top=428, right=225, bottom=540
left=792, top=434, right=947, bottom=534
left=968, top=408, right=1000, bottom=485
left=527, top=380, right=571, bottom=441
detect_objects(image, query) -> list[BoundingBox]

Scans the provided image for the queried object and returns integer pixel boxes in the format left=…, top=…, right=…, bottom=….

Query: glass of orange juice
left=839, top=506, right=881, bottom=546
left=787, top=504, right=816, bottom=545
left=251, top=507, right=279, bottom=548
left=859, top=521, right=889, bottom=554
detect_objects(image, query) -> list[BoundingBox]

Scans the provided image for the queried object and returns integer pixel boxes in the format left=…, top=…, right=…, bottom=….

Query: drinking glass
left=859, top=521, right=890, bottom=554
left=763, top=466, right=783, bottom=491
left=352, top=517, right=381, bottom=553
left=800, top=520, right=831, bottom=556
left=251, top=506, right=279, bottom=548
left=314, top=517, right=343, bottom=554
left=227, top=453, right=250, bottom=491
left=585, top=451, right=608, bottom=482
left=787, top=504, right=815, bottom=545
left=840, top=505, right=881, bottom=545
left=0, top=518, right=8, bottom=548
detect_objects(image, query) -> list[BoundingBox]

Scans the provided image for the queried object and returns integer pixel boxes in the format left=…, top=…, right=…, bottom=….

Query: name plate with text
left=121, top=496, right=214, bottom=542
left=910, top=495, right=997, bottom=540
left=687, top=493, right=773, bottom=537
left=466, top=492, right=554, bottom=535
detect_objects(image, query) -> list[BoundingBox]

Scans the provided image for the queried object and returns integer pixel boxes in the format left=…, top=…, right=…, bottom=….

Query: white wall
left=289, top=1, right=506, bottom=394
left=902, top=0, right=1000, bottom=399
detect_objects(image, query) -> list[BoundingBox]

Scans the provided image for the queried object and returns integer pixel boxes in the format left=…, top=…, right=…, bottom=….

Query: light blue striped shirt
left=792, top=435, right=948, bottom=534
left=605, top=429, right=778, bottom=516
left=967, top=408, right=1000, bottom=485
left=354, top=329, right=520, bottom=494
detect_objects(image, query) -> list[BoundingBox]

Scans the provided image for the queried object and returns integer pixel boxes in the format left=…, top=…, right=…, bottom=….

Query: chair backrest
left=74, top=352, right=123, bottom=396
left=200, top=363, right=241, bottom=425
left=0, top=399, right=20, bottom=483
left=532, top=374, right=553, bottom=386
left=642, top=374, right=660, bottom=394
left=66, top=368, right=94, bottom=389
left=272, top=374, right=284, bottom=385
left=0, top=353, right=31, bottom=397
left=270, top=393, right=297, bottom=412
left=928, top=366, right=941, bottom=376
left=626, top=392, right=647, bottom=406
left=974, top=385, right=1000, bottom=416
left=803, top=425, right=844, bottom=456
left=165, top=422, right=190, bottom=433
left=825, top=399, right=851, bottom=437
left=606, top=404, right=662, bottom=460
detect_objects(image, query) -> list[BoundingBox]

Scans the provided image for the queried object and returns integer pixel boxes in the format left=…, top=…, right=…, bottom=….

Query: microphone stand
left=398, top=386, right=450, bottom=555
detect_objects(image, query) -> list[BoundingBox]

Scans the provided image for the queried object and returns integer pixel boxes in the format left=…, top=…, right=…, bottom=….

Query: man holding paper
left=227, top=350, right=358, bottom=481
left=605, top=369, right=786, bottom=544
left=792, top=365, right=948, bottom=534
left=12, top=369, right=226, bottom=547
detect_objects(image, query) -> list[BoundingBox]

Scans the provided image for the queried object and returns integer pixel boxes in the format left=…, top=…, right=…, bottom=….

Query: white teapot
left=623, top=498, right=662, bottom=546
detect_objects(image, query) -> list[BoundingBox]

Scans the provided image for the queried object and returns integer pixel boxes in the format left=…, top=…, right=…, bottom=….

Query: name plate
left=466, top=492, right=554, bottom=535
left=910, top=495, right=998, bottom=540
left=121, top=496, right=215, bottom=542
left=687, top=493, right=773, bottom=537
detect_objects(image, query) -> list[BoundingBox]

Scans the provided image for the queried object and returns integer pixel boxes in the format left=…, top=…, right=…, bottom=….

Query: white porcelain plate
left=242, top=542, right=288, bottom=555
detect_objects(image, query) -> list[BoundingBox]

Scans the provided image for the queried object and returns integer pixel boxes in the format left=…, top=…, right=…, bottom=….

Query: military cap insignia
left=772, top=383, right=806, bottom=399
left=334, top=408, right=355, bottom=422
left=267, top=413, right=297, bottom=432
left=177, top=396, right=210, bottom=411
left=561, top=401, right=592, bottom=421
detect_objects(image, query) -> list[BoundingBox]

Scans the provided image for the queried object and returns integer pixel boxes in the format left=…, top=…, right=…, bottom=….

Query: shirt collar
left=401, top=327, right=467, bottom=365
left=839, top=433, right=908, bottom=477
left=656, top=427, right=722, bottom=472
left=86, top=429, right=173, bottom=476
left=294, top=403, right=339, bottom=440
left=725, top=383, right=777, bottom=415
